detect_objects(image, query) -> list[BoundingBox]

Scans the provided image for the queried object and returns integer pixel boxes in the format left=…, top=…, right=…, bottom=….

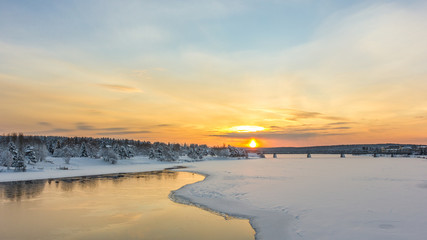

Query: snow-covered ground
left=172, top=155, right=427, bottom=240
left=1, top=154, right=427, bottom=240
left=0, top=156, right=178, bottom=182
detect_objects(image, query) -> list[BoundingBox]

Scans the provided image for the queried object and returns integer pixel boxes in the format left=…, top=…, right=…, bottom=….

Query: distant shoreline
left=253, top=143, right=426, bottom=155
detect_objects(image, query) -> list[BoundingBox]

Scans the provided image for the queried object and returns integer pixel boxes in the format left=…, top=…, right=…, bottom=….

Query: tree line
left=0, top=133, right=248, bottom=171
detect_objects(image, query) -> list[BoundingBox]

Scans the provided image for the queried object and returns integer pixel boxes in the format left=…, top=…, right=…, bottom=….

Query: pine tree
left=0, top=150, right=13, bottom=169
left=187, top=144, right=208, bottom=160
left=55, top=140, right=61, bottom=149
left=62, top=146, right=73, bottom=164
left=9, top=142, right=26, bottom=171
left=149, top=142, right=178, bottom=161
left=24, top=145, right=37, bottom=164
left=47, top=142, right=55, bottom=155
left=80, top=142, right=88, bottom=157
left=118, top=146, right=128, bottom=159
left=8, top=142, right=18, bottom=157
left=99, top=147, right=118, bottom=164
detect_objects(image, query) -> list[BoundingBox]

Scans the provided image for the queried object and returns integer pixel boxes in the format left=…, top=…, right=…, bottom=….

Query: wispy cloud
left=75, top=123, right=129, bottom=132
left=37, top=121, right=52, bottom=126
left=31, top=128, right=74, bottom=134
left=76, top=123, right=95, bottom=131
left=212, top=120, right=353, bottom=141
left=251, top=108, right=345, bottom=122
left=210, top=131, right=348, bottom=140
left=327, top=122, right=354, bottom=126
left=156, top=124, right=173, bottom=127
left=101, top=127, right=128, bottom=131
left=97, top=84, right=142, bottom=93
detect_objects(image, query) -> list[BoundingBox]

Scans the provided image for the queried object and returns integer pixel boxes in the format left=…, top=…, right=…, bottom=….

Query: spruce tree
left=80, top=142, right=88, bottom=157
left=24, top=145, right=37, bottom=164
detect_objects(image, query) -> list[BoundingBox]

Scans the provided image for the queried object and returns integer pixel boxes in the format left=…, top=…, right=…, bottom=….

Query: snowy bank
left=0, top=156, right=178, bottom=182
left=172, top=155, right=427, bottom=240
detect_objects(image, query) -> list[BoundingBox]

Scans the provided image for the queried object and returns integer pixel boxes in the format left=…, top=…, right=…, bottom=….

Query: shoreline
left=0, top=167, right=186, bottom=183
left=0, top=156, right=175, bottom=183
left=169, top=169, right=260, bottom=240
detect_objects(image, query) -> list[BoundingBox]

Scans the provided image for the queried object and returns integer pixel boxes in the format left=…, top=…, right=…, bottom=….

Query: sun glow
left=229, top=126, right=265, bottom=133
left=249, top=139, right=257, bottom=148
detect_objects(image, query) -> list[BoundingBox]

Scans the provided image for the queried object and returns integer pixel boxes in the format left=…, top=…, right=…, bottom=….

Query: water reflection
left=0, top=171, right=254, bottom=240
left=0, top=171, right=185, bottom=201
left=0, top=180, right=45, bottom=201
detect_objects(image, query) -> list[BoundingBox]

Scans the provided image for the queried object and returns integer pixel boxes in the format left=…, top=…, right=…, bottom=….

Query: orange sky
left=0, top=1, right=426, bottom=147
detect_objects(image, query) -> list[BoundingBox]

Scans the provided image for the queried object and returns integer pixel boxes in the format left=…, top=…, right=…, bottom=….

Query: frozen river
left=0, top=171, right=254, bottom=240
left=174, top=154, right=427, bottom=240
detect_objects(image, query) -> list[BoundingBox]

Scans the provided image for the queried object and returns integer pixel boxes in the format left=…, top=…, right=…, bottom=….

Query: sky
left=0, top=0, right=426, bottom=147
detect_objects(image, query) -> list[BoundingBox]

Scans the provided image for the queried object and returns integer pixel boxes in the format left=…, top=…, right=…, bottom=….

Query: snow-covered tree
left=126, top=145, right=135, bottom=158
left=149, top=142, right=178, bottom=161
left=35, top=144, right=48, bottom=162
left=9, top=142, right=26, bottom=171
left=208, top=148, right=216, bottom=157
left=0, top=150, right=13, bottom=169
left=47, top=142, right=55, bottom=155
left=55, top=140, right=61, bottom=149
left=11, top=154, right=26, bottom=171
left=80, top=142, right=88, bottom=157
left=118, top=146, right=129, bottom=159
left=9, top=142, right=18, bottom=157
left=61, top=146, right=73, bottom=164
left=187, top=144, right=209, bottom=160
left=24, top=145, right=37, bottom=164
left=99, top=147, right=118, bottom=164
left=228, top=145, right=248, bottom=158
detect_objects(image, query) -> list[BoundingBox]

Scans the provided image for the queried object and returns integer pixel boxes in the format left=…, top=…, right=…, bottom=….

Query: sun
left=249, top=139, right=257, bottom=148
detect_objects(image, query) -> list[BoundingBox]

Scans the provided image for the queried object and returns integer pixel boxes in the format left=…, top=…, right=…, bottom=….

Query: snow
left=0, top=156, right=176, bottom=182
left=172, top=154, right=427, bottom=240
left=1, top=154, right=427, bottom=240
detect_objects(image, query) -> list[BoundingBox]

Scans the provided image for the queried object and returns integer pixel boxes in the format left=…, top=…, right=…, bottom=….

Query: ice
left=173, top=155, right=427, bottom=240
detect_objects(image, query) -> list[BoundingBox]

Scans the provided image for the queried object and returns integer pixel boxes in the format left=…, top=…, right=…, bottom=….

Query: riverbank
left=0, top=156, right=183, bottom=183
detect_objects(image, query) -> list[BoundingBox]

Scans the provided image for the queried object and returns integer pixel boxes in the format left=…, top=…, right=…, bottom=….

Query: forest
left=0, top=133, right=248, bottom=171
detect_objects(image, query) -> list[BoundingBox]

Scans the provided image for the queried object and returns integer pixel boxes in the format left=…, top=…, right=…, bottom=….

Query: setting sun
left=249, top=139, right=257, bottom=148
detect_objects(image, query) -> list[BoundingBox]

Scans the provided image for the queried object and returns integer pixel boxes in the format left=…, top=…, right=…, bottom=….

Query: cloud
left=285, top=109, right=345, bottom=121
left=100, top=127, right=128, bottom=131
left=156, top=124, right=172, bottom=127
left=75, top=123, right=129, bottom=132
left=37, top=122, right=52, bottom=126
left=97, top=84, right=142, bottom=93
left=288, top=110, right=320, bottom=120
left=212, top=120, right=353, bottom=140
left=252, top=108, right=345, bottom=122
left=210, top=131, right=347, bottom=140
left=327, top=122, right=354, bottom=126
left=76, top=123, right=95, bottom=131
left=32, top=128, right=74, bottom=134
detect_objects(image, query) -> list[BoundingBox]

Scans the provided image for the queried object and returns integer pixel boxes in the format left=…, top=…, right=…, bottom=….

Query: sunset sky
left=1, top=0, right=426, bottom=147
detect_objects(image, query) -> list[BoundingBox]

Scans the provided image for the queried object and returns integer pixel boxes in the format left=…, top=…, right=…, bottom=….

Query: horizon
left=1, top=133, right=425, bottom=149
left=1, top=0, right=426, bottom=148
